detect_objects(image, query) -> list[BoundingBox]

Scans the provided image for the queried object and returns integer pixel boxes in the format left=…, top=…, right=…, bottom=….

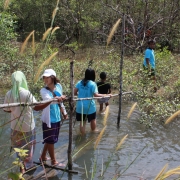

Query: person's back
left=4, top=89, right=36, bottom=132
left=97, top=72, right=111, bottom=113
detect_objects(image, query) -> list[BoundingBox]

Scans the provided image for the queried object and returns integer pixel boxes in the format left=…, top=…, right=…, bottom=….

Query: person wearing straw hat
left=74, top=68, right=112, bottom=135
left=40, top=69, right=67, bottom=167
left=3, top=71, right=52, bottom=174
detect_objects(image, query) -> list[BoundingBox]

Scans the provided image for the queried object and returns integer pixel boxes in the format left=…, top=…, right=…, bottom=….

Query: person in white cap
left=40, top=69, right=67, bottom=166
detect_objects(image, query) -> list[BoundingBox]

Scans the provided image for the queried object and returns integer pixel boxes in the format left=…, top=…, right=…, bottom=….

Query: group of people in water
left=3, top=68, right=112, bottom=173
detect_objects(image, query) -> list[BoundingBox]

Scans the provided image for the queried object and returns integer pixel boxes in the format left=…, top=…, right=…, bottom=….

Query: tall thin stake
left=117, top=14, right=125, bottom=126
left=68, top=61, right=74, bottom=170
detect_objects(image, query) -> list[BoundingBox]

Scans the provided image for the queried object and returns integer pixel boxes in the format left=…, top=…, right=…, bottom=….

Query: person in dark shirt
left=97, top=72, right=111, bottom=114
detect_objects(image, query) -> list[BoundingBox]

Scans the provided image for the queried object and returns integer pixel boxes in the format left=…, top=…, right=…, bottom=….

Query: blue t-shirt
left=49, top=83, right=62, bottom=123
left=75, top=80, right=98, bottom=114
left=143, top=48, right=155, bottom=69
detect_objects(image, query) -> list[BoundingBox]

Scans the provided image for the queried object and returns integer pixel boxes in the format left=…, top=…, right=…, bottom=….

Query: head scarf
left=11, top=71, right=28, bottom=101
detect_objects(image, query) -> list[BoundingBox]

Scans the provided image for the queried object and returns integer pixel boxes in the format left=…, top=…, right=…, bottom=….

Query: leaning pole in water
left=68, top=60, right=74, bottom=170
left=117, top=14, right=125, bottom=126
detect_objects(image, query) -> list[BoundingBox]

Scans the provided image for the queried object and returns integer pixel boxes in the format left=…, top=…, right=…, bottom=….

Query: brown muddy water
left=0, top=98, right=180, bottom=180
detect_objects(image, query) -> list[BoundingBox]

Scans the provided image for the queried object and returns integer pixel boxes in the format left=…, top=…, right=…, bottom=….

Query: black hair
left=50, top=75, right=60, bottom=84
left=100, top=72, right=106, bottom=80
left=82, top=68, right=96, bottom=86
left=148, top=39, right=156, bottom=45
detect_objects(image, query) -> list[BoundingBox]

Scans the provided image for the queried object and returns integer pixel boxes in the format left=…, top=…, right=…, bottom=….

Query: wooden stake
left=117, top=14, right=125, bottom=126
left=68, top=60, right=74, bottom=170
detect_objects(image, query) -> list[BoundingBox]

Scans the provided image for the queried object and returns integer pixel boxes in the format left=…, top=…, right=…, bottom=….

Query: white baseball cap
left=41, top=69, right=56, bottom=77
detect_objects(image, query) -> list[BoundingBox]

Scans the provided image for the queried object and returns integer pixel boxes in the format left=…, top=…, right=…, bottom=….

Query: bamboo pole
left=0, top=92, right=132, bottom=109
left=68, top=60, right=74, bottom=170
left=33, top=161, right=78, bottom=174
left=117, top=13, right=125, bottom=126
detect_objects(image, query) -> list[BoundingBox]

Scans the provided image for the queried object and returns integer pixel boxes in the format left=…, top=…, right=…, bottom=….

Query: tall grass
left=42, top=27, right=53, bottom=41
left=20, top=30, right=35, bottom=54
left=165, top=110, right=180, bottom=125
left=107, top=19, right=121, bottom=46
left=94, top=126, right=107, bottom=150
left=127, top=102, right=137, bottom=120
left=103, top=106, right=109, bottom=126
left=34, top=51, right=58, bottom=83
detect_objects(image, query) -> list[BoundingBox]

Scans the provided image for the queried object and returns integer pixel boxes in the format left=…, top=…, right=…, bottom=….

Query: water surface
left=0, top=100, right=180, bottom=180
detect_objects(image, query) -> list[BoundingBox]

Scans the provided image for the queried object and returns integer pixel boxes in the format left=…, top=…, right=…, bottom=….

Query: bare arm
left=3, top=110, right=11, bottom=113
left=33, top=101, right=52, bottom=111
left=146, top=58, right=151, bottom=70
left=94, top=93, right=112, bottom=97
left=74, top=88, right=78, bottom=95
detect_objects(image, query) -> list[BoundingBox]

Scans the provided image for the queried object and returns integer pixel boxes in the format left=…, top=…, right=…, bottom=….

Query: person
left=143, top=39, right=157, bottom=91
left=3, top=71, right=52, bottom=173
left=40, top=69, right=67, bottom=166
left=97, top=72, right=111, bottom=114
left=74, top=68, right=111, bottom=135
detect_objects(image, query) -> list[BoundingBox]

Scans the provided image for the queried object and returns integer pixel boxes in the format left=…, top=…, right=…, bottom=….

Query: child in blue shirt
left=74, top=68, right=111, bottom=135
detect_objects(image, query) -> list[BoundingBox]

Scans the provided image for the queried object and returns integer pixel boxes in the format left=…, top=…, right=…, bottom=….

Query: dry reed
left=32, top=31, right=35, bottom=54
left=107, top=19, right=121, bottom=46
left=56, top=0, right=60, bottom=6
left=127, top=102, right=137, bottom=120
left=51, top=27, right=60, bottom=35
left=20, top=30, right=35, bottom=54
left=103, top=106, right=109, bottom=126
left=52, top=7, right=59, bottom=19
left=161, top=166, right=180, bottom=179
left=34, top=52, right=58, bottom=83
left=42, top=27, right=53, bottom=41
left=94, top=126, right=107, bottom=150
left=165, top=110, right=180, bottom=125
left=154, top=163, right=168, bottom=180
left=116, top=134, right=128, bottom=151
left=4, top=0, right=10, bottom=9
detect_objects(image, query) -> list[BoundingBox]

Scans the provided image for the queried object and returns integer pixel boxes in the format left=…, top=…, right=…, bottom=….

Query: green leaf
left=14, top=148, right=21, bottom=153
left=8, top=172, right=24, bottom=180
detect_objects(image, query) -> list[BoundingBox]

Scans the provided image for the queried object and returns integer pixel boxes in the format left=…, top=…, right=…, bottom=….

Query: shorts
left=42, top=122, right=60, bottom=144
left=97, top=97, right=110, bottom=104
left=143, top=65, right=155, bottom=76
left=76, top=112, right=96, bottom=123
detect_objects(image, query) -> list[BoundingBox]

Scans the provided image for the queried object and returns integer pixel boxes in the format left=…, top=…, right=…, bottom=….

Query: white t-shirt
left=4, top=88, right=37, bottom=132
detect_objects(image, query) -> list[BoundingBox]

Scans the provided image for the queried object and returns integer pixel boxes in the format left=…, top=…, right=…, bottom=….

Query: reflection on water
left=0, top=100, right=180, bottom=179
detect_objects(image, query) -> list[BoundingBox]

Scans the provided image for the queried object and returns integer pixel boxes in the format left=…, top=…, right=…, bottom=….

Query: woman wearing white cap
left=40, top=69, right=67, bottom=166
